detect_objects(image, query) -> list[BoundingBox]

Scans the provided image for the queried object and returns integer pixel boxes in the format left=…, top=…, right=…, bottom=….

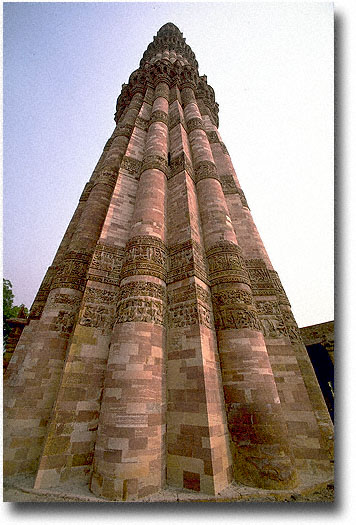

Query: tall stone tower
left=4, top=23, right=333, bottom=501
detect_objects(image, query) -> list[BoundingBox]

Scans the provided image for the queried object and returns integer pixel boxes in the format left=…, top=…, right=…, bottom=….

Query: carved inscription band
left=121, top=236, right=168, bottom=281
left=51, top=251, right=92, bottom=292
left=116, top=281, right=166, bottom=326
left=206, top=241, right=249, bottom=287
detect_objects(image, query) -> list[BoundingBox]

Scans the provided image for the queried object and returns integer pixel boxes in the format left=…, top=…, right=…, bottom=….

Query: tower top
left=140, top=22, right=198, bottom=71
left=115, top=23, right=219, bottom=127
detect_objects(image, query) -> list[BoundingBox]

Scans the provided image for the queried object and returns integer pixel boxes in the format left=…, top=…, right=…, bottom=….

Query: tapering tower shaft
left=4, top=23, right=333, bottom=500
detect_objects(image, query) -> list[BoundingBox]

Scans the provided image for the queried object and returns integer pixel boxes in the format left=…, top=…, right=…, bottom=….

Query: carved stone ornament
left=236, top=188, right=249, bottom=208
left=149, top=110, right=169, bottom=126
left=121, top=236, right=168, bottom=280
left=214, top=306, right=261, bottom=332
left=255, top=300, right=280, bottom=315
left=169, top=152, right=194, bottom=180
left=135, top=116, right=149, bottom=132
left=206, top=131, right=220, bottom=144
left=80, top=304, right=115, bottom=333
left=220, top=174, right=239, bottom=195
left=116, top=297, right=165, bottom=325
left=260, top=316, right=288, bottom=339
left=121, top=156, right=143, bottom=178
left=168, top=239, right=209, bottom=284
left=168, top=282, right=213, bottom=329
left=48, top=293, right=82, bottom=309
left=212, top=289, right=253, bottom=308
left=194, top=160, right=219, bottom=184
left=217, top=142, right=227, bottom=155
left=88, top=243, right=124, bottom=286
left=29, top=266, right=56, bottom=319
left=54, top=310, right=77, bottom=334
left=79, top=182, right=94, bottom=202
left=116, top=281, right=166, bottom=326
left=141, top=154, right=168, bottom=176
left=51, top=252, right=91, bottom=292
left=95, top=167, right=118, bottom=190
left=78, top=286, right=118, bottom=333
left=186, top=117, right=204, bottom=133
left=118, top=281, right=166, bottom=302
left=114, top=123, right=135, bottom=139
left=206, top=241, right=249, bottom=287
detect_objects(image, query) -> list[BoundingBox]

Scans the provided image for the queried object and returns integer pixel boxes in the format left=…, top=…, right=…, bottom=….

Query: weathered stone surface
left=4, top=21, right=333, bottom=502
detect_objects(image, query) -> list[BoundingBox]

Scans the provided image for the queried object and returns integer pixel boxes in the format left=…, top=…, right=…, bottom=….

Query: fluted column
left=200, top=96, right=333, bottom=479
left=91, top=80, right=169, bottom=500
left=3, top=94, right=138, bottom=481
left=181, top=85, right=297, bottom=489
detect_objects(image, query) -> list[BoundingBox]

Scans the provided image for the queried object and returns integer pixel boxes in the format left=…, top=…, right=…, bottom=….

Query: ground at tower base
left=3, top=473, right=333, bottom=502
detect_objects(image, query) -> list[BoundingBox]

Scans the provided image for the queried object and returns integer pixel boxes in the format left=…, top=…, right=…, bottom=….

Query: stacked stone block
left=4, top=22, right=333, bottom=499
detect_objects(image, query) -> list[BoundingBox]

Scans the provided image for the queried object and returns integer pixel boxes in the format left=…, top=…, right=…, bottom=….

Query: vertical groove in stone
left=91, top=81, right=168, bottom=500
left=166, top=85, right=233, bottom=495
left=3, top=92, right=139, bottom=483
left=4, top=22, right=333, bottom=497
left=32, top=94, right=147, bottom=490
left=183, top=89, right=297, bottom=489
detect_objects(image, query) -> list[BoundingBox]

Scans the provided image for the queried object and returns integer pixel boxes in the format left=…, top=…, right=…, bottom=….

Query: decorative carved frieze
left=255, top=300, right=280, bottom=315
left=206, top=241, right=249, bottom=286
left=118, top=281, right=166, bottom=301
left=206, top=131, right=220, bottom=144
left=194, top=160, right=219, bottom=183
left=47, top=293, right=82, bottom=309
left=79, top=182, right=94, bottom=202
left=169, top=152, right=194, bottom=180
left=121, top=236, right=168, bottom=280
left=260, top=316, right=289, bottom=339
left=116, top=281, right=166, bottom=326
left=135, top=116, right=149, bottom=132
left=211, top=286, right=259, bottom=331
left=51, top=252, right=91, bottom=292
left=121, top=156, right=143, bottom=178
left=269, top=270, right=290, bottom=305
left=141, top=154, right=168, bottom=176
left=54, top=311, right=77, bottom=334
left=95, top=167, right=118, bottom=190
left=168, top=282, right=213, bottom=329
left=79, top=287, right=118, bottom=333
left=186, top=117, right=204, bottom=133
left=246, top=259, right=275, bottom=296
left=149, top=110, right=169, bottom=126
left=88, top=243, right=124, bottom=286
left=117, top=297, right=165, bottom=325
left=212, top=289, right=253, bottom=308
left=236, top=188, right=249, bottom=208
left=115, top=123, right=135, bottom=139
left=220, top=142, right=229, bottom=155
left=214, top=306, right=261, bottom=331
left=168, top=239, right=209, bottom=284
left=285, top=324, right=303, bottom=344
left=220, top=174, right=239, bottom=195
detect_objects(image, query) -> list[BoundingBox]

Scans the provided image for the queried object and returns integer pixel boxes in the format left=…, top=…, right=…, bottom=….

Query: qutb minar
left=4, top=23, right=333, bottom=500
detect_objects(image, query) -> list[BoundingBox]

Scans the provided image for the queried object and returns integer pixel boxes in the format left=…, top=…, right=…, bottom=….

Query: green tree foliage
left=3, top=279, right=28, bottom=347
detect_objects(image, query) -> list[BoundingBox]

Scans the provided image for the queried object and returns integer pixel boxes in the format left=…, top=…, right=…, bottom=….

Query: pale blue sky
left=3, top=1, right=334, bottom=327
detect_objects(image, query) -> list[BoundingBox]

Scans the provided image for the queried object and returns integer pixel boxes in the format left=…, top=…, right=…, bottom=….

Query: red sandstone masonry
left=4, top=22, right=333, bottom=500
left=91, top=81, right=169, bottom=500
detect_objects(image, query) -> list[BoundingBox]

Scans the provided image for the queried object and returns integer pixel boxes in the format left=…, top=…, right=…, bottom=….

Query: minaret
left=4, top=23, right=333, bottom=500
